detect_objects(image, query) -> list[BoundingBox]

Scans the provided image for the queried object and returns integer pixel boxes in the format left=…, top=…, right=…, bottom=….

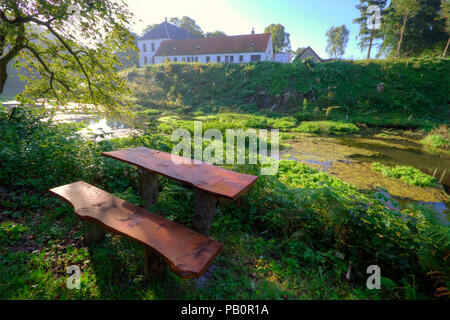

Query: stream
left=282, top=130, right=450, bottom=225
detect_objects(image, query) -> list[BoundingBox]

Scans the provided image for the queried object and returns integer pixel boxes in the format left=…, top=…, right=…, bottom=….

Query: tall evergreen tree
left=354, top=0, right=388, bottom=58
left=440, top=0, right=450, bottom=58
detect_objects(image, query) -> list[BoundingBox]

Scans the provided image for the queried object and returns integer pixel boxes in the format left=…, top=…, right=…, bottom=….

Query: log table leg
left=138, top=168, right=158, bottom=210
left=193, top=190, right=217, bottom=237
left=83, top=222, right=105, bottom=246
left=138, top=171, right=164, bottom=278
left=144, top=248, right=165, bottom=280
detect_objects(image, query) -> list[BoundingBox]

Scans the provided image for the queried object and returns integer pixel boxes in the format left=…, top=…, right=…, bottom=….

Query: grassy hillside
left=124, top=58, right=450, bottom=128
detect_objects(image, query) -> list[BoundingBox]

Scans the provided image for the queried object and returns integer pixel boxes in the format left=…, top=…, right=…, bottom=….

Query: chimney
left=251, top=28, right=255, bottom=35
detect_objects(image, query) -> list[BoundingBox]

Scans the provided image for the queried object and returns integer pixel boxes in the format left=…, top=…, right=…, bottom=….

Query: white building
left=274, top=53, right=292, bottom=63
left=137, top=18, right=194, bottom=66
left=137, top=20, right=274, bottom=66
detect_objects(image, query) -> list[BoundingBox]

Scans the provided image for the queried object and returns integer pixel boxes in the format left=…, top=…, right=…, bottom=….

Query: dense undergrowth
left=124, top=58, right=450, bottom=129
left=1, top=106, right=449, bottom=300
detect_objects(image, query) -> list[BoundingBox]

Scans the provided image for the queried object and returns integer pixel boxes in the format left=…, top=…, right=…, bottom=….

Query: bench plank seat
left=101, top=147, right=258, bottom=200
left=49, top=181, right=222, bottom=279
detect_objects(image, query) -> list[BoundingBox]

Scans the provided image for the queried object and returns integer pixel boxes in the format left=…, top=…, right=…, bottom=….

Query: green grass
left=124, top=58, right=450, bottom=129
left=293, top=121, right=360, bottom=135
left=372, top=162, right=437, bottom=188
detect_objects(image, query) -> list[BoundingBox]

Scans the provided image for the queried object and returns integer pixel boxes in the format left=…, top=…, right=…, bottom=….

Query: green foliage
left=1, top=106, right=449, bottom=300
left=421, top=124, right=450, bottom=150
left=422, top=134, right=448, bottom=149
left=0, top=0, right=136, bottom=114
left=125, top=59, right=450, bottom=129
left=264, top=24, right=291, bottom=53
left=353, top=0, right=388, bottom=58
left=381, top=0, right=448, bottom=58
left=372, top=162, right=437, bottom=187
left=169, top=16, right=204, bottom=38
left=294, top=121, right=360, bottom=134
left=325, top=25, right=350, bottom=59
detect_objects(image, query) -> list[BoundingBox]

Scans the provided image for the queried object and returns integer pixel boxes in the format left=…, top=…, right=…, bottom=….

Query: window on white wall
left=230, top=56, right=234, bottom=62
left=143, top=44, right=147, bottom=52
left=206, top=56, right=210, bottom=63
left=151, top=43, right=155, bottom=52
left=144, top=57, right=148, bottom=65
left=195, top=57, right=198, bottom=62
left=217, top=56, right=221, bottom=62
left=174, top=57, right=178, bottom=62
left=225, top=56, right=229, bottom=63
left=239, top=55, right=243, bottom=62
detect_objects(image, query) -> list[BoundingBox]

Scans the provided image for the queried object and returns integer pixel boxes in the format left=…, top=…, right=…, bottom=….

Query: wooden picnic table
left=101, top=147, right=258, bottom=236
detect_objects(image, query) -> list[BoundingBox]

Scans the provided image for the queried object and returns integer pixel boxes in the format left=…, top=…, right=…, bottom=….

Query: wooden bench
left=102, top=147, right=258, bottom=236
left=49, top=181, right=222, bottom=279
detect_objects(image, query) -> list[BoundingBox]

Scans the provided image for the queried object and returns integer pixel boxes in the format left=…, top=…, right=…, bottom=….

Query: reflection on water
left=83, top=118, right=129, bottom=134
left=337, top=136, right=450, bottom=189
left=374, top=189, right=449, bottom=226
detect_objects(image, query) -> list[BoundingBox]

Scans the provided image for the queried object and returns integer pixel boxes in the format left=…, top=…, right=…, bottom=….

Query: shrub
left=372, top=163, right=437, bottom=188
left=421, top=125, right=450, bottom=150
left=293, top=121, right=360, bottom=134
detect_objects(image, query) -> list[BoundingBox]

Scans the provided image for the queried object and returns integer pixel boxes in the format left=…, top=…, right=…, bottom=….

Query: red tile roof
left=155, top=33, right=271, bottom=56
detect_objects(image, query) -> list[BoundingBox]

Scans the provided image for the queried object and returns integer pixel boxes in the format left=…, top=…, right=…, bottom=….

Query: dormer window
left=251, top=42, right=255, bottom=47
left=196, top=45, right=200, bottom=49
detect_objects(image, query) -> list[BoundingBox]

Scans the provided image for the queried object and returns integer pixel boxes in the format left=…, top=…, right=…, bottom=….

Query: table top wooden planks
left=49, top=181, right=222, bottom=279
left=101, top=147, right=258, bottom=200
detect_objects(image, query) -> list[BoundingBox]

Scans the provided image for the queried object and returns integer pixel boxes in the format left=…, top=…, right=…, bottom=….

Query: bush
left=372, top=163, right=437, bottom=188
left=421, top=125, right=450, bottom=150
left=293, top=121, right=360, bottom=134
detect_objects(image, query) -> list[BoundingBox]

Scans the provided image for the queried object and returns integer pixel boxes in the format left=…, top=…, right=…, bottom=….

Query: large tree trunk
left=0, top=61, right=7, bottom=94
left=367, top=29, right=374, bottom=59
left=443, top=35, right=450, bottom=59
left=396, top=15, right=408, bottom=58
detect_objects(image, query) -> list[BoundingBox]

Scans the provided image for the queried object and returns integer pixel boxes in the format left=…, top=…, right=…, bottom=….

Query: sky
left=124, top=0, right=374, bottom=60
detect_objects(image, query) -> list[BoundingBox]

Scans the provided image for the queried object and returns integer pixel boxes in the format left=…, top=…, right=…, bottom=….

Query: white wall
left=154, top=51, right=271, bottom=64
left=147, top=35, right=274, bottom=65
left=154, top=37, right=274, bottom=64
left=137, top=39, right=170, bottom=66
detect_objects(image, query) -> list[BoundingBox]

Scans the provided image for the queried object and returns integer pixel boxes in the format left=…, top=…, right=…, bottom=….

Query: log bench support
left=138, top=168, right=159, bottom=210
left=83, top=221, right=105, bottom=246
left=193, top=190, right=217, bottom=237
left=49, top=181, right=222, bottom=280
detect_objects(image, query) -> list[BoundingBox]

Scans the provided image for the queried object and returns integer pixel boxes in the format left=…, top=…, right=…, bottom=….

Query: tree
left=325, top=25, right=350, bottom=59
left=440, top=0, right=450, bottom=58
left=169, top=16, right=204, bottom=38
left=116, top=31, right=139, bottom=70
left=0, top=0, right=135, bottom=113
left=205, top=30, right=226, bottom=37
left=391, top=0, right=422, bottom=57
left=380, top=0, right=448, bottom=58
left=264, top=24, right=291, bottom=53
left=354, top=0, right=388, bottom=58
left=142, top=23, right=160, bottom=36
